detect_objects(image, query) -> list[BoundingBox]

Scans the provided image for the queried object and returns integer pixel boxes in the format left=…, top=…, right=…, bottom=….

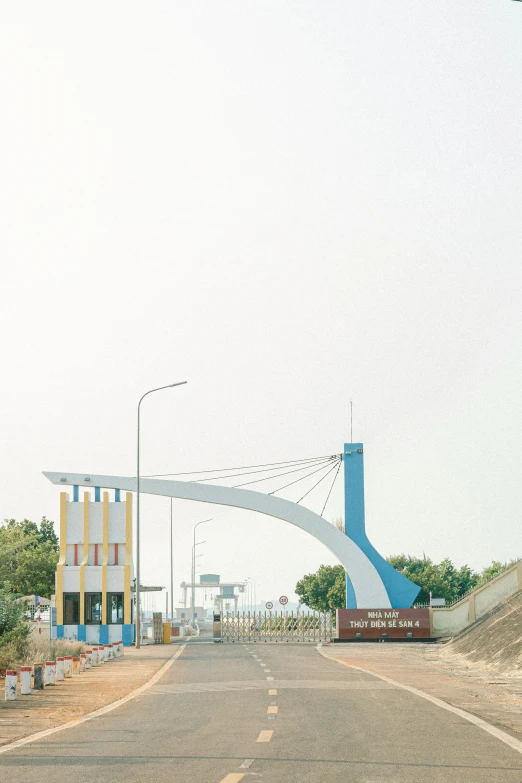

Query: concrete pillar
left=20, top=667, right=32, bottom=695
left=72, top=657, right=80, bottom=675
left=64, top=656, right=73, bottom=678
left=45, top=661, right=56, bottom=685
left=33, top=664, right=44, bottom=690
left=80, top=654, right=87, bottom=672
left=5, top=671, right=17, bottom=700
left=56, top=657, right=65, bottom=681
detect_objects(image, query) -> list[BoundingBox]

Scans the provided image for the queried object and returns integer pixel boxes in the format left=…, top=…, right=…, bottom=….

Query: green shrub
left=0, top=584, right=31, bottom=670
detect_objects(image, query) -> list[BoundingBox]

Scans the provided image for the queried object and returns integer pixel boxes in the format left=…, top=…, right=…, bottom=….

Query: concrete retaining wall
left=431, top=561, right=522, bottom=637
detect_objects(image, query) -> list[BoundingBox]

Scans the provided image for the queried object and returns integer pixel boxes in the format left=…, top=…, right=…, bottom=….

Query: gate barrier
left=220, top=610, right=333, bottom=643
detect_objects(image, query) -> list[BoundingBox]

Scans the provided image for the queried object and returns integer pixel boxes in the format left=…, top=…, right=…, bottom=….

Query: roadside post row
left=3, top=641, right=124, bottom=701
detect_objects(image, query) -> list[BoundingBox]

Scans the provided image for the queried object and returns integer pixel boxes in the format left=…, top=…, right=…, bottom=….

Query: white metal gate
left=221, top=610, right=333, bottom=643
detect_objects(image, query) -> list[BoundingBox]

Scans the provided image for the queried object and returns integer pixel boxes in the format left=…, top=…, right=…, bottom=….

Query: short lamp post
left=136, top=381, right=187, bottom=649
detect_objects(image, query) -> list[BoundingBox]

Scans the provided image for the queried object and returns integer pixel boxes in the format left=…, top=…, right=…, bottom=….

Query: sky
left=1, top=2, right=520, bottom=610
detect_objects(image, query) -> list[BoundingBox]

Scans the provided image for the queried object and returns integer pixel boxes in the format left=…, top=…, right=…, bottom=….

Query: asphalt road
left=1, top=642, right=521, bottom=782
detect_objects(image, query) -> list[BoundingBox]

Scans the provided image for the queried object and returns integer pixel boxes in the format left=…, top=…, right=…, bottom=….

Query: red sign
left=279, top=595, right=289, bottom=606
left=336, top=608, right=430, bottom=639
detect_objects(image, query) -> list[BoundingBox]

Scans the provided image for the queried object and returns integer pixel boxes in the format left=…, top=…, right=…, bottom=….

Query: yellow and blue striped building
left=54, top=488, right=134, bottom=646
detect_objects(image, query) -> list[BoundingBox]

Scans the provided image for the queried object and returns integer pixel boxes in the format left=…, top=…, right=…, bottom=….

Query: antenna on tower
left=350, top=400, right=353, bottom=442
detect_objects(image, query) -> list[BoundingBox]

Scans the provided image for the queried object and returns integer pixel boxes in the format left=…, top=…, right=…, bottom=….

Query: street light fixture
left=191, top=519, right=212, bottom=625
left=136, top=381, right=187, bottom=649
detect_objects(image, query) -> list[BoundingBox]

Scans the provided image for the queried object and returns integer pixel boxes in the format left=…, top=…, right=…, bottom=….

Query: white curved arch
left=43, top=471, right=391, bottom=609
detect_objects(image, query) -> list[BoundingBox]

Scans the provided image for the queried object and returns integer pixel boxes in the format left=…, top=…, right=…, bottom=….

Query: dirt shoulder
left=321, top=642, right=522, bottom=741
left=0, top=642, right=184, bottom=748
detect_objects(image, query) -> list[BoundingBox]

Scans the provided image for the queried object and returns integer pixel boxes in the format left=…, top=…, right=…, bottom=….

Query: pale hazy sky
left=1, top=2, right=520, bottom=609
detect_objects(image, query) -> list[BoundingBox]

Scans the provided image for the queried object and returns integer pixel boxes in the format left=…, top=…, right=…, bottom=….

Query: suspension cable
left=142, top=453, right=339, bottom=478
left=296, top=459, right=342, bottom=504
left=320, top=458, right=342, bottom=516
left=232, top=457, right=337, bottom=489
left=267, top=458, right=340, bottom=496
left=192, top=456, right=336, bottom=484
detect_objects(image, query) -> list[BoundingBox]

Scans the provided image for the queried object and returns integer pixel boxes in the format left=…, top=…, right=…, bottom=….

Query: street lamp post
left=170, top=498, right=173, bottom=621
left=136, top=381, right=187, bottom=649
left=191, top=518, right=211, bottom=625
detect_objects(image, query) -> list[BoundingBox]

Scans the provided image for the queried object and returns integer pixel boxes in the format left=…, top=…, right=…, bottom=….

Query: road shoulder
left=0, top=643, right=184, bottom=749
left=319, top=642, right=522, bottom=743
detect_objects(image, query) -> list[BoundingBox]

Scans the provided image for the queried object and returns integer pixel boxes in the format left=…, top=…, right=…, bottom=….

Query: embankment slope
left=441, top=588, right=522, bottom=677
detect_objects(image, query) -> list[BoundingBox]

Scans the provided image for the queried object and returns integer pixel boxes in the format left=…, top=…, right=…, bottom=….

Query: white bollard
left=20, top=667, right=32, bottom=695
left=113, top=642, right=120, bottom=658
left=103, top=645, right=109, bottom=662
left=85, top=650, right=92, bottom=669
left=64, top=656, right=73, bottom=678
left=80, top=654, right=86, bottom=672
left=107, top=644, right=113, bottom=661
left=119, top=641, right=124, bottom=656
left=72, top=657, right=80, bottom=675
left=5, top=670, right=17, bottom=701
left=45, top=661, right=55, bottom=686
left=98, top=646, right=105, bottom=665
left=56, top=657, right=65, bottom=681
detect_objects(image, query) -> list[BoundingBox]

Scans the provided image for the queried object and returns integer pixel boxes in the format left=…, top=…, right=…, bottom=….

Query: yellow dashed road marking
left=257, top=730, right=273, bottom=742
left=267, top=676, right=274, bottom=681
left=219, top=775, right=245, bottom=783
left=268, top=689, right=277, bottom=695
left=267, top=705, right=278, bottom=714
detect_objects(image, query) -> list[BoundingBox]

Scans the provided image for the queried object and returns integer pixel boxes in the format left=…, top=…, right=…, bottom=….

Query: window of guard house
left=85, top=592, right=102, bottom=624
left=63, top=593, right=80, bottom=624
left=107, top=593, right=124, bottom=624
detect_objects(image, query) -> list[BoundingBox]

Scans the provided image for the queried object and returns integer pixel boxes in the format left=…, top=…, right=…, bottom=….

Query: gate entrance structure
left=44, top=441, right=420, bottom=614
left=220, top=610, right=333, bottom=643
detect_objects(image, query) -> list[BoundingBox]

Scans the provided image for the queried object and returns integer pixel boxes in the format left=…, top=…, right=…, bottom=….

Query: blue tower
left=343, top=443, right=420, bottom=609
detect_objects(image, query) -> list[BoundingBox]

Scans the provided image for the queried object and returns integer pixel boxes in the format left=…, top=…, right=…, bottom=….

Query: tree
left=0, top=583, right=31, bottom=669
left=295, top=554, right=519, bottom=611
left=0, top=518, right=59, bottom=597
left=38, top=516, right=59, bottom=550
left=479, top=559, right=519, bottom=584
left=295, top=565, right=346, bottom=612
left=386, top=555, right=481, bottom=604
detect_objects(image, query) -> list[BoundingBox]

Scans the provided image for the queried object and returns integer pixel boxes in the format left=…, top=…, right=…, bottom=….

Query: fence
left=221, top=610, right=333, bottom=643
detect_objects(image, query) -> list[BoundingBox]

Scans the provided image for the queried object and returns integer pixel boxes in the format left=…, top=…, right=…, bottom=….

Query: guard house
left=54, top=489, right=134, bottom=646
